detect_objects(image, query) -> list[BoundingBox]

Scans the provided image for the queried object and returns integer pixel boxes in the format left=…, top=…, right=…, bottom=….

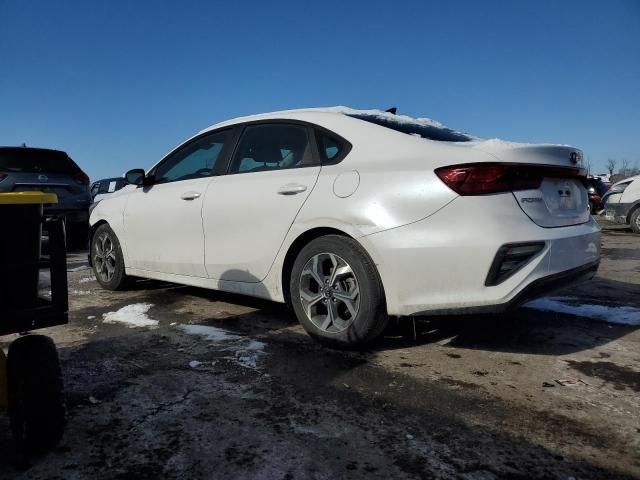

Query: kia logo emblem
left=38, top=174, right=48, bottom=182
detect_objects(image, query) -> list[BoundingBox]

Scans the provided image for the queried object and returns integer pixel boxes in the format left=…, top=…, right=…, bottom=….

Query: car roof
left=198, top=106, right=462, bottom=135
left=0, top=146, right=68, bottom=155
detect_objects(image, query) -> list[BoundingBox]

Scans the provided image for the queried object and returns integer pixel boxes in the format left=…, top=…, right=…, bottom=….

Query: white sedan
left=89, top=107, right=601, bottom=346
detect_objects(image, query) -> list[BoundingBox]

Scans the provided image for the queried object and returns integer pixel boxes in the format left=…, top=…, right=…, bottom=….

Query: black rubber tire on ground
left=91, top=223, right=130, bottom=290
left=289, top=235, right=388, bottom=348
left=630, top=208, right=640, bottom=234
left=7, top=335, right=65, bottom=454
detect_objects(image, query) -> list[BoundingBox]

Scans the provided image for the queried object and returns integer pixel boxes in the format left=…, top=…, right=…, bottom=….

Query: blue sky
left=1, top=0, right=638, bottom=180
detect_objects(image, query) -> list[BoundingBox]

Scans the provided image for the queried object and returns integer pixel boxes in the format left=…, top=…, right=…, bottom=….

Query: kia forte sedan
left=89, top=107, right=600, bottom=346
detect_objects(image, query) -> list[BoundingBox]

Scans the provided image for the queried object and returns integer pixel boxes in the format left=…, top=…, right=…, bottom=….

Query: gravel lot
left=1, top=219, right=639, bottom=479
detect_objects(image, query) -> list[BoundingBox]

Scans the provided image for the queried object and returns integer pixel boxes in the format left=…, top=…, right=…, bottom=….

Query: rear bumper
left=359, top=194, right=601, bottom=316
left=410, top=261, right=599, bottom=316
left=44, top=207, right=89, bottom=225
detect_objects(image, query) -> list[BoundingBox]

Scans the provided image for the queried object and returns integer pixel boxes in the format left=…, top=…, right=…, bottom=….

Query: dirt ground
left=1, top=219, right=639, bottom=479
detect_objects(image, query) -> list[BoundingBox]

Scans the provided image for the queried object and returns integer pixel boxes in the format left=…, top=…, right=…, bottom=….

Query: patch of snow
left=87, top=315, right=96, bottom=320
left=178, top=324, right=266, bottom=369
left=524, top=297, right=640, bottom=326
left=178, top=324, right=242, bottom=342
left=189, top=360, right=203, bottom=369
left=102, top=303, right=158, bottom=328
left=79, top=277, right=95, bottom=284
left=203, top=106, right=475, bottom=140
left=71, top=289, right=92, bottom=295
left=68, top=265, right=90, bottom=272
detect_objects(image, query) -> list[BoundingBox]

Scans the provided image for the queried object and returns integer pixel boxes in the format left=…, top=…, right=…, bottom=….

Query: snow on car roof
left=200, top=106, right=574, bottom=149
left=202, top=106, right=472, bottom=136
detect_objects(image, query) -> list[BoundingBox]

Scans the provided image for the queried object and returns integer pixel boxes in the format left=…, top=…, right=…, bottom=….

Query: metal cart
left=0, top=192, right=68, bottom=452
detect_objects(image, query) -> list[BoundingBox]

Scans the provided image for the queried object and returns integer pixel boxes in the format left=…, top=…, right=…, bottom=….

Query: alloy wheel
left=93, top=233, right=117, bottom=283
left=299, top=252, right=360, bottom=333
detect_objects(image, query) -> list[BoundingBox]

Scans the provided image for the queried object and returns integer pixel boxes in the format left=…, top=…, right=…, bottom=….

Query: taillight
left=435, top=163, right=583, bottom=195
left=74, top=171, right=90, bottom=185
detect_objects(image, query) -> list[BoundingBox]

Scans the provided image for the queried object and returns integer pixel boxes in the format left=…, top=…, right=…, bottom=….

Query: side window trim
left=147, top=127, right=235, bottom=184
left=222, top=121, right=319, bottom=175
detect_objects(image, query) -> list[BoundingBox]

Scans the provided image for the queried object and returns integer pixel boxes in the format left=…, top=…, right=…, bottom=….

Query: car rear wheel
left=91, top=224, right=129, bottom=290
left=289, top=235, right=388, bottom=348
left=630, top=208, right=640, bottom=234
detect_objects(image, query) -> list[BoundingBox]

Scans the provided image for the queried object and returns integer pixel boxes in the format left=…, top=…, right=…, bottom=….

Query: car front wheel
left=631, top=208, right=640, bottom=234
left=91, top=224, right=129, bottom=290
left=290, top=235, right=388, bottom=347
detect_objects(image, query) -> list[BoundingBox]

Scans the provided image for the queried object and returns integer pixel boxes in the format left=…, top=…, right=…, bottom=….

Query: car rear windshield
left=0, top=148, right=80, bottom=174
left=347, top=114, right=472, bottom=142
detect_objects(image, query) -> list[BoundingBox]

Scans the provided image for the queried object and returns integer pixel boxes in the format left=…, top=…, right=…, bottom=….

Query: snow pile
left=303, top=106, right=449, bottom=129
left=68, top=264, right=90, bottom=272
left=102, top=303, right=159, bottom=328
left=179, top=324, right=242, bottom=342
left=79, top=277, right=96, bottom=284
left=524, top=297, right=640, bottom=326
left=178, top=324, right=266, bottom=369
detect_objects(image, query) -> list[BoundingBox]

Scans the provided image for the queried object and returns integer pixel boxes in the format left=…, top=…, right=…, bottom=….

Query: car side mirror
left=124, top=169, right=146, bottom=186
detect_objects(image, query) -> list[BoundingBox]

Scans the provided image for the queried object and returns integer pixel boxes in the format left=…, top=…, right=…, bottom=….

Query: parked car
left=0, top=146, right=91, bottom=247
left=602, top=174, right=640, bottom=233
left=90, top=177, right=127, bottom=203
left=89, top=107, right=600, bottom=346
left=586, top=177, right=610, bottom=213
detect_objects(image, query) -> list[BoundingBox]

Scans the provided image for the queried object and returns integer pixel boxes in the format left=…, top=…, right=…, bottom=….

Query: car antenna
left=385, top=107, right=397, bottom=114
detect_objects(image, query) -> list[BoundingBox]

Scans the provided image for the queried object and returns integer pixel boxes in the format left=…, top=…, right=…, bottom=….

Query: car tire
left=7, top=335, right=65, bottom=453
left=630, top=208, right=640, bottom=234
left=91, top=224, right=130, bottom=290
left=289, top=235, right=388, bottom=348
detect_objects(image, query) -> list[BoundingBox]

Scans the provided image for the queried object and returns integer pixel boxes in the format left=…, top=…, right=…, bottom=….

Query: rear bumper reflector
left=485, top=241, right=545, bottom=286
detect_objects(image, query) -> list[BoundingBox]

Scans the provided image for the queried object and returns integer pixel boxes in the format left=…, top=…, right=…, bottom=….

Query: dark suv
left=0, top=146, right=91, bottom=246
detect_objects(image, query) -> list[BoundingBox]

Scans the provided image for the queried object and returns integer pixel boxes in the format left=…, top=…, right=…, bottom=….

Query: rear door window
left=228, top=124, right=314, bottom=174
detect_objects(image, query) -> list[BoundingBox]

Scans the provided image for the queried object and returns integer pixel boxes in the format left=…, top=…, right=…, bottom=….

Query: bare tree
left=621, top=159, right=630, bottom=177
left=632, top=160, right=640, bottom=176
left=606, top=158, right=617, bottom=176
left=585, top=158, right=592, bottom=176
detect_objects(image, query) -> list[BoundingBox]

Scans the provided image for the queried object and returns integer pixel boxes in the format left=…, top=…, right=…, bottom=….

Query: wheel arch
left=87, top=220, right=109, bottom=266
left=625, top=201, right=640, bottom=225
left=281, top=227, right=354, bottom=305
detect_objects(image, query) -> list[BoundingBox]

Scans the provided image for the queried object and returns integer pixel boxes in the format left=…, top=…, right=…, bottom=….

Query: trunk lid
left=473, top=142, right=589, bottom=227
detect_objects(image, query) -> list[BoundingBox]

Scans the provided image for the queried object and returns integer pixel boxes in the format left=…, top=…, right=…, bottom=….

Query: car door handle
left=180, top=191, right=201, bottom=201
left=277, top=184, right=307, bottom=195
